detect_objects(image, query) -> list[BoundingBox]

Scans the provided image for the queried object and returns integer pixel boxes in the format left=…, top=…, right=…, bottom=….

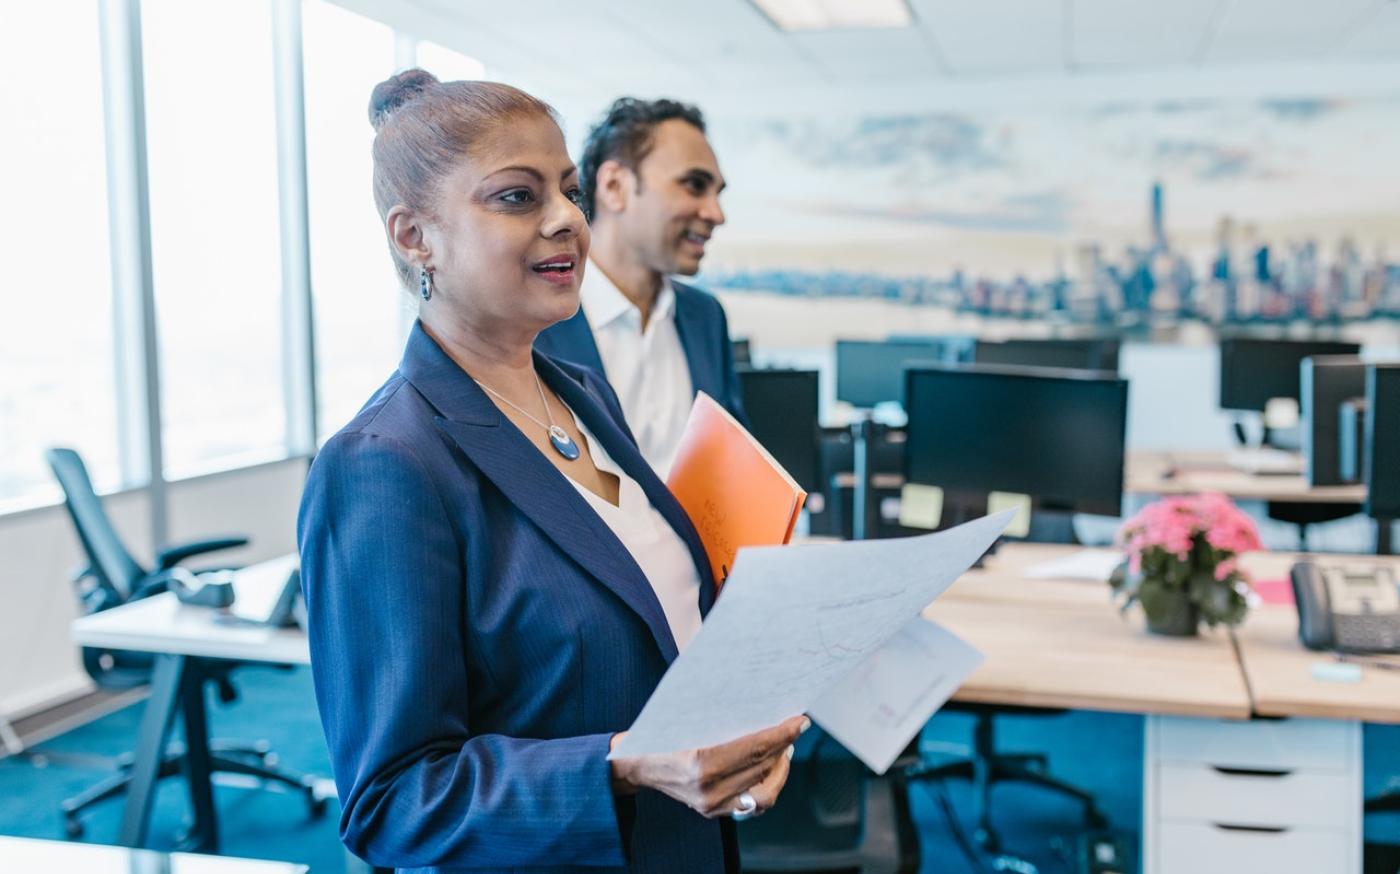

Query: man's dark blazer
left=534, top=278, right=748, bottom=426
left=298, top=322, right=727, bottom=873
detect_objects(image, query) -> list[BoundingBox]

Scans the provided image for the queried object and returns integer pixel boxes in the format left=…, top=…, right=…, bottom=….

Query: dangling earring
left=419, top=267, right=434, bottom=301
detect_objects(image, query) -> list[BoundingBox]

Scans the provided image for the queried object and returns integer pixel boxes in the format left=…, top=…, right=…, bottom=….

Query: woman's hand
left=609, top=715, right=809, bottom=819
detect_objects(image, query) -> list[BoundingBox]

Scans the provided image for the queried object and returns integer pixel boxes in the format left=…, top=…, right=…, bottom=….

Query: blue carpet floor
left=1, top=666, right=1397, bottom=873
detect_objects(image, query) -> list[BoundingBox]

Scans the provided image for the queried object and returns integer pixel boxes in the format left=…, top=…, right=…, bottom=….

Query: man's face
left=616, top=119, right=726, bottom=277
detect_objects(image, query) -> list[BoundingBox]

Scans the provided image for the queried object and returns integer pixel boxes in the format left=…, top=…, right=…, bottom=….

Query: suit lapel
left=671, top=282, right=717, bottom=402
left=539, top=357, right=719, bottom=617
left=399, top=323, right=680, bottom=662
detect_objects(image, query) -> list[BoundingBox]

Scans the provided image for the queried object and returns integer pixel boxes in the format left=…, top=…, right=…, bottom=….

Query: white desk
left=73, top=555, right=308, bottom=665
left=70, top=555, right=318, bottom=854
left=0, top=835, right=307, bottom=873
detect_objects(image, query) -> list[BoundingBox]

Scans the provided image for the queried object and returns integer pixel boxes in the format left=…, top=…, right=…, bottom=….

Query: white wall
left=0, top=457, right=306, bottom=721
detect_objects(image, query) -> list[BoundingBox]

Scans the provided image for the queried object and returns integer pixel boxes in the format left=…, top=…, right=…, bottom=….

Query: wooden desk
left=953, top=544, right=1390, bottom=872
left=1232, top=552, right=1400, bottom=724
left=1126, top=450, right=1366, bottom=504
left=928, top=543, right=1252, bottom=719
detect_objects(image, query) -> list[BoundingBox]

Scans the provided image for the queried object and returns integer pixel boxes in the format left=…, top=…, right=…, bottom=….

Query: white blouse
left=564, top=412, right=703, bottom=652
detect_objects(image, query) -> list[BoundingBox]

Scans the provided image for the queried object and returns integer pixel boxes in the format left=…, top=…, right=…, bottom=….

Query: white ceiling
left=333, top=0, right=1400, bottom=115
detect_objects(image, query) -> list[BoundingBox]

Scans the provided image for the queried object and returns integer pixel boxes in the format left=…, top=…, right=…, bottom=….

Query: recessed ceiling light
left=751, top=0, right=913, bottom=31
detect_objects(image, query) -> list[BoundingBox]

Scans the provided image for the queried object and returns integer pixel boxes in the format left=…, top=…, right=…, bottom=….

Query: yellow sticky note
left=987, top=491, right=1032, bottom=538
left=899, top=484, right=944, bottom=530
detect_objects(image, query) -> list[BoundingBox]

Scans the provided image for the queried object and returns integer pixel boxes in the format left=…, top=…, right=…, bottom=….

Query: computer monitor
left=1365, top=364, right=1400, bottom=520
left=973, top=338, right=1120, bottom=373
left=1218, top=338, right=1361, bottom=412
left=738, top=368, right=820, bottom=493
left=904, top=365, right=1128, bottom=517
left=1301, top=356, right=1367, bottom=487
left=834, top=340, right=955, bottom=408
left=886, top=334, right=977, bottom=363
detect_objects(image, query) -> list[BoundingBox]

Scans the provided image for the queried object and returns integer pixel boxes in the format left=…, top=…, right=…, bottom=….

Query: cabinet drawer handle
left=1212, top=823, right=1289, bottom=834
left=1210, top=766, right=1294, bottom=778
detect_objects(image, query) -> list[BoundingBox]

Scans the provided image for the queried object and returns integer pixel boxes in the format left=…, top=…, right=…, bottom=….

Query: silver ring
left=732, top=791, right=758, bottom=819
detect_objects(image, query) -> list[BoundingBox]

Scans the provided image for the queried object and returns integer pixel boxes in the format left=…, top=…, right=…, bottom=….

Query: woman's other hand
left=609, top=715, right=809, bottom=819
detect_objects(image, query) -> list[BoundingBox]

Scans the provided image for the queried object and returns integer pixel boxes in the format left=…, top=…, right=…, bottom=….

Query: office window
left=304, top=0, right=406, bottom=440
left=0, top=3, right=120, bottom=511
left=142, top=0, right=287, bottom=479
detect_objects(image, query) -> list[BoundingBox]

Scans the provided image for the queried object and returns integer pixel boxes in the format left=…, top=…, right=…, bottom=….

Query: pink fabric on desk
left=1252, top=577, right=1295, bottom=606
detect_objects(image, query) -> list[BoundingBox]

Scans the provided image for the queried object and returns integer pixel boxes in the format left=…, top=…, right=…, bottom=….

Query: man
left=536, top=97, right=746, bottom=476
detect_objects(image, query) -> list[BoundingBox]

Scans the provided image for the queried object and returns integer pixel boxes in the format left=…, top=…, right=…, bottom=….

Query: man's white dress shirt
left=579, top=260, right=695, bottom=477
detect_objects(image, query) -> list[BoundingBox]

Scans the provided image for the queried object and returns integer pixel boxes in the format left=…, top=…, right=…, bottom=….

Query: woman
left=297, top=70, right=805, bottom=874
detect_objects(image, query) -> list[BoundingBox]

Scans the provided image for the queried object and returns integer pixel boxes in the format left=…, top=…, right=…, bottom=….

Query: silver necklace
left=476, top=369, right=581, bottom=461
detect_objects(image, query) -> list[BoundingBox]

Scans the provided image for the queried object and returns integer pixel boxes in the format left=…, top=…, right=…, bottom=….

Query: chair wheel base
left=974, top=826, right=1000, bottom=852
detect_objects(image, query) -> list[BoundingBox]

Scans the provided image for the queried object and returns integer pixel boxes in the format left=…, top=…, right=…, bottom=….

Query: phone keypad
left=1335, top=614, right=1400, bottom=652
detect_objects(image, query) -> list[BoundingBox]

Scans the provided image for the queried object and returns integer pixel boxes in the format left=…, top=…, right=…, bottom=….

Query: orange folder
left=666, top=392, right=807, bottom=587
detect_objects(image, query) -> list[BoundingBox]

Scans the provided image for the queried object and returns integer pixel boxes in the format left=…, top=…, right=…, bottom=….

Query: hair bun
left=368, top=68, right=440, bottom=130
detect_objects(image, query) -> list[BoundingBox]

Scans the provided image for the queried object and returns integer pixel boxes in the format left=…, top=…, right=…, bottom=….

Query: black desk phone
left=1291, top=561, right=1400, bottom=653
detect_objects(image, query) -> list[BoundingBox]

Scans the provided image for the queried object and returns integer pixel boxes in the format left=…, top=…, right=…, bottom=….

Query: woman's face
left=418, top=112, right=589, bottom=339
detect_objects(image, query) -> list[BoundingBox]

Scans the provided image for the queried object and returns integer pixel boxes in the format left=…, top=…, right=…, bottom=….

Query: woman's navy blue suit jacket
left=298, top=322, right=726, bottom=873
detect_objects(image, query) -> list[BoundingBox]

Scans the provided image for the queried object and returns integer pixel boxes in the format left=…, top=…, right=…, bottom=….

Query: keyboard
left=1226, top=447, right=1304, bottom=476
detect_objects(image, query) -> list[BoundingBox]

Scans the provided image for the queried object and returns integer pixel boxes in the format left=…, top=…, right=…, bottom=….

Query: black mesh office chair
left=906, top=703, right=1106, bottom=852
left=1266, top=501, right=1361, bottom=551
left=737, top=736, right=919, bottom=874
left=45, top=447, right=325, bottom=838
left=1368, top=780, right=1400, bottom=816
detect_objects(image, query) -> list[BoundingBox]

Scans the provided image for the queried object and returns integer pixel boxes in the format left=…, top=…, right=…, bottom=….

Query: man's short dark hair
left=578, top=97, right=706, bottom=220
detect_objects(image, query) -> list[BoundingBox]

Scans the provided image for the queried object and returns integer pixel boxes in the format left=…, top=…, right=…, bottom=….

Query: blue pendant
left=549, top=425, right=580, bottom=461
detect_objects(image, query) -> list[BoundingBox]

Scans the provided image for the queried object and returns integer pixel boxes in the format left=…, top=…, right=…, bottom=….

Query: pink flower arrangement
left=1117, top=492, right=1262, bottom=575
left=1111, top=492, right=1263, bottom=631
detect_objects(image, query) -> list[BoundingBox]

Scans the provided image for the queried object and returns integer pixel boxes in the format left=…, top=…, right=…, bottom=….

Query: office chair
left=1266, top=501, right=1361, bottom=551
left=45, top=447, right=325, bottom=839
left=737, top=734, right=919, bottom=874
left=906, top=703, right=1106, bottom=852
left=1368, top=793, right=1400, bottom=815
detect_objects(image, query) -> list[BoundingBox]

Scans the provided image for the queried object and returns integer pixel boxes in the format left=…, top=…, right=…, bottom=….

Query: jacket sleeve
left=297, top=430, right=627, bottom=869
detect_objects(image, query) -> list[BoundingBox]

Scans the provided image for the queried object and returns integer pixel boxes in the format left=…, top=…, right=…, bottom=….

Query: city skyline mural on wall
left=699, top=95, right=1400, bottom=325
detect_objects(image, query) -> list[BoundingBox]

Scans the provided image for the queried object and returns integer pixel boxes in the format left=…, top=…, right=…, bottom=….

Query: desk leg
left=179, top=660, right=219, bottom=853
left=119, top=653, right=185, bottom=847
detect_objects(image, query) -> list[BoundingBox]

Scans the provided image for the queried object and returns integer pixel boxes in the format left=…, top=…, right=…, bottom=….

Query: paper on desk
left=1022, top=549, right=1125, bottom=582
left=807, top=616, right=983, bottom=774
left=609, top=510, right=1014, bottom=766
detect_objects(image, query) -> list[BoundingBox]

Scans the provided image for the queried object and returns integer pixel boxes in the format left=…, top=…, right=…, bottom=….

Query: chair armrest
left=155, top=536, right=249, bottom=570
left=130, top=568, right=176, bottom=601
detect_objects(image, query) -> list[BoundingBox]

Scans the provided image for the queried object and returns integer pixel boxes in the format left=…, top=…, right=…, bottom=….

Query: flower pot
left=1145, top=594, right=1200, bottom=637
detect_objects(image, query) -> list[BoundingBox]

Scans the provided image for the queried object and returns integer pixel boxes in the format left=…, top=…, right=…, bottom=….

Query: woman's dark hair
left=368, top=69, right=558, bottom=287
left=577, top=97, right=706, bottom=221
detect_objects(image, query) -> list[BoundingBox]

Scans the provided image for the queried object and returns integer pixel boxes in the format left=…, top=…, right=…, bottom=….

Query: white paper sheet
left=1021, top=548, right=1125, bottom=582
left=609, top=510, right=1014, bottom=762
left=807, top=617, right=984, bottom=773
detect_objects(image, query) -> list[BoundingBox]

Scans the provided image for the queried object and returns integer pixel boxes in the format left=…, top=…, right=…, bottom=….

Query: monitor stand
left=851, top=415, right=878, bottom=541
